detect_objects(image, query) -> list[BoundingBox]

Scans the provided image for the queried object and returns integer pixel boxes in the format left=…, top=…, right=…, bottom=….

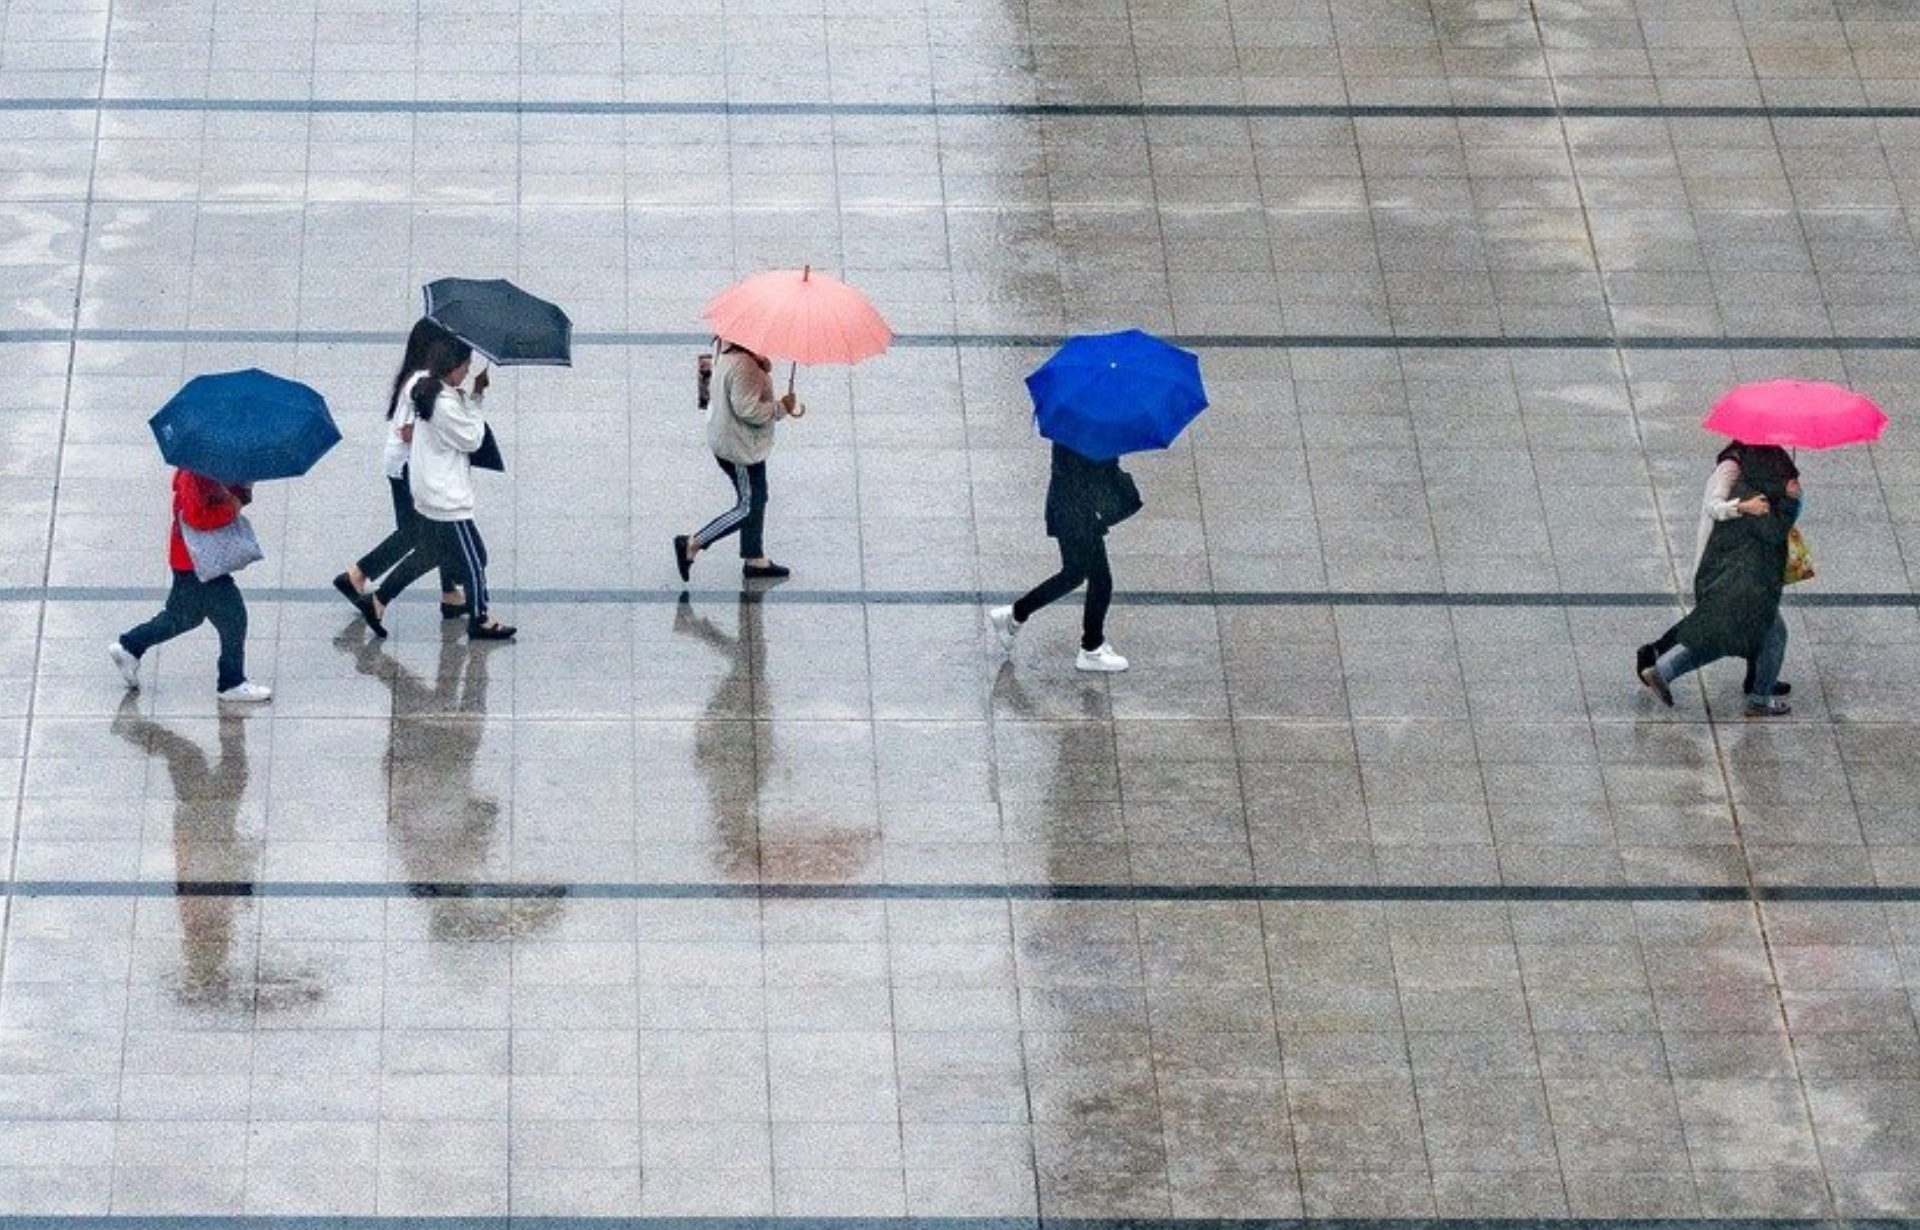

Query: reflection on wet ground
left=5, top=0, right=1920, bottom=1222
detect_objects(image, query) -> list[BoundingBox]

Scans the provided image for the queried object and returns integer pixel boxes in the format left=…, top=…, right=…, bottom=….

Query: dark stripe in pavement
left=8, top=95, right=1920, bottom=119
left=7, top=880, right=1918, bottom=903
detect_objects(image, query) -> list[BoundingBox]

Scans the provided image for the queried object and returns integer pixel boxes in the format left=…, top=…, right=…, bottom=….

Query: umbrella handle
left=786, top=362, right=797, bottom=399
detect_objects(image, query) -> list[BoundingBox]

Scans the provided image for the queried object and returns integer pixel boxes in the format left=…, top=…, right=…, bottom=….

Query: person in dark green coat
left=1640, top=445, right=1801, bottom=716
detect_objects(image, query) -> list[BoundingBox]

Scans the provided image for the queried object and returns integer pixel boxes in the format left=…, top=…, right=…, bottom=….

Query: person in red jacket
left=109, top=469, right=272, bottom=702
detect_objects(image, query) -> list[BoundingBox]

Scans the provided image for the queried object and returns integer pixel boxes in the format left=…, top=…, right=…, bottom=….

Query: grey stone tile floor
left=3, top=0, right=1920, bottom=1222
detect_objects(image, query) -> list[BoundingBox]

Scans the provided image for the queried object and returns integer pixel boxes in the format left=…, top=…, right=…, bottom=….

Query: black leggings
left=692, top=458, right=768, bottom=559
left=120, top=570, right=249, bottom=691
left=356, top=471, right=459, bottom=604
left=422, top=518, right=490, bottom=629
left=1013, top=533, right=1112, bottom=651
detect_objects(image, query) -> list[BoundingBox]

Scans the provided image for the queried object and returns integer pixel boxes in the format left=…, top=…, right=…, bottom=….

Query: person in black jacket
left=1639, top=446, right=1801, bottom=716
left=990, top=441, right=1141, bottom=672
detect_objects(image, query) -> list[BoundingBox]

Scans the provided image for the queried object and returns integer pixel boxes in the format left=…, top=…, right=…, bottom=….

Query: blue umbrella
left=1025, top=329, right=1208, bottom=461
left=148, top=369, right=340, bottom=485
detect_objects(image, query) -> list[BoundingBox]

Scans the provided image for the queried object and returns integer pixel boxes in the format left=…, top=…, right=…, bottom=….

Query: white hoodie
left=383, top=371, right=424, bottom=479
left=409, top=382, right=485, bottom=521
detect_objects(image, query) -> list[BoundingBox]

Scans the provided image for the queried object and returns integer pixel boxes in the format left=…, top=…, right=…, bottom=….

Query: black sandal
left=470, top=620, right=517, bottom=641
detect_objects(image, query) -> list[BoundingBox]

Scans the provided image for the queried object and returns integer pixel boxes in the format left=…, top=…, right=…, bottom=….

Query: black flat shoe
left=743, top=561, right=790, bottom=579
left=333, top=573, right=387, bottom=637
left=441, top=595, right=466, bottom=621
left=358, top=596, right=388, bottom=639
left=470, top=620, right=517, bottom=641
left=673, top=535, right=693, bottom=583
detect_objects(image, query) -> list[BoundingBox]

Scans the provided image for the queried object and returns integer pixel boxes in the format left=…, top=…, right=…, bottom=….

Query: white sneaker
left=1075, top=643, right=1129, bottom=673
left=216, top=681, right=272, bottom=703
left=108, top=641, right=140, bottom=690
left=988, top=605, right=1021, bottom=650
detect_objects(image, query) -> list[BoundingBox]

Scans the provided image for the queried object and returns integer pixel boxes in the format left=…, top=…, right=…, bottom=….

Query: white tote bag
left=178, top=513, right=264, bottom=582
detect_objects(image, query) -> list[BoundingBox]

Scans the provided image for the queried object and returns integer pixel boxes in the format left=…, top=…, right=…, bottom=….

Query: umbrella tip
left=802, top=264, right=811, bottom=281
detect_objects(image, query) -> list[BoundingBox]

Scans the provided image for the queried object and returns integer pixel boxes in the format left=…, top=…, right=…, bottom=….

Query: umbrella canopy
left=703, top=266, right=891, bottom=366
left=1703, top=379, right=1887, bottom=450
left=148, top=369, right=340, bottom=485
left=1025, top=329, right=1208, bottom=461
left=424, top=278, right=572, bottom=366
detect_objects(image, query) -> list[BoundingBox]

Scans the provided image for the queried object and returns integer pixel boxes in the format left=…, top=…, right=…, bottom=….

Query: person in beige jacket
left=673, top=340, right=806, bottom=581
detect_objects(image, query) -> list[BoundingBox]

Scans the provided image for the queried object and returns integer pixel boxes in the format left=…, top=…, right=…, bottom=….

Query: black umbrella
left=423, top=278, right=572, bottom=366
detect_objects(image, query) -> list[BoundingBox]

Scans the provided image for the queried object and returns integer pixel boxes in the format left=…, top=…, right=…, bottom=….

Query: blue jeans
left=120, top=569, right=249, bottom=691
left=1657, top=613, right=1787, bottom=705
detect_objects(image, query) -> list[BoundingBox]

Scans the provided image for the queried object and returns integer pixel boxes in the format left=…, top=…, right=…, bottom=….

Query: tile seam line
left=6, top=880, right=1920, bottom=902
left=0, top=1222, right=1912, bottom=1230
left=3, top=1212, right=1904, bottom=1220
left=10, top=96, right=1920, bottom=118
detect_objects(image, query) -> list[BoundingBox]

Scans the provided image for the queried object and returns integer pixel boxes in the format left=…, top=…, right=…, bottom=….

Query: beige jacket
left=705, top=350, right=800, bottom=464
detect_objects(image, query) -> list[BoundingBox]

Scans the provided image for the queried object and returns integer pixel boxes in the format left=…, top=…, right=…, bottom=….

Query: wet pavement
left=5, top=0, right=1920, bottom=1223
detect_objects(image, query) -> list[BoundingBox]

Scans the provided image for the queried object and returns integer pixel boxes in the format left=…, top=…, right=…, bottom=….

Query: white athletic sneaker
left=216, top=681, right=273, bottom=703
left=988, top=605, right=1021, bottom=650
left=1075, top=643, right=1129, bottom=673
left=108, top=641, right=141, bottom=690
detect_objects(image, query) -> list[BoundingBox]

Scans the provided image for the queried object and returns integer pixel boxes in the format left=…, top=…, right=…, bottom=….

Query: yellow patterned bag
left=1784, top=526, right=1814, bottom=585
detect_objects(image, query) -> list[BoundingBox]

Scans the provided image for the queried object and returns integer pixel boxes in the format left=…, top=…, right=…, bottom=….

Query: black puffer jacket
left=1043, top=443, right=1139, bottom=540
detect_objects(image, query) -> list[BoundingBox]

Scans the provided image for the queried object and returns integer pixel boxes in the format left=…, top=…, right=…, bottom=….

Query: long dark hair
left=411, top=336, right=473, bottom=422
left=1718, top=440, right=1798, bottom=484
left=388, top=318, right=453, bottom=419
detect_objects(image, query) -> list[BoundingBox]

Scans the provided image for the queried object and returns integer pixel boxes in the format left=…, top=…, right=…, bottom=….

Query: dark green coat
left=1674, top=478, right=1799, bottom=659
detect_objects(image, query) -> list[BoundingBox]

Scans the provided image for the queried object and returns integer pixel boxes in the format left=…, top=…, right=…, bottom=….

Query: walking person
left=108, top=468, right=272, bottom=701
left=331, top=317, right=466, bottom=637
left=673, top=339, right=805, bottom=583
left=409, top=336, right=516, bottom=640
left=1638, top=445, right=1801, bottom=716
left=1637, top=441, right=1795, bottom=702
left=989, top=441, right=1142, bottom=673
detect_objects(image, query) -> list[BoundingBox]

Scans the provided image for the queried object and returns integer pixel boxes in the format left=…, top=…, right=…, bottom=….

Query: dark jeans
left=120, top=569, right=249, bottom=691
left=356, top=471, right=457, bottom=604
left=692, top=458, right=768, bottom=559
left=1013, top=533, right=1112, bottom=651
left=422, top=517, right=490, bottom=629
left=1656, top=612, right=1788, bottom=704
left=1648, top=612, right=1783, bottom=693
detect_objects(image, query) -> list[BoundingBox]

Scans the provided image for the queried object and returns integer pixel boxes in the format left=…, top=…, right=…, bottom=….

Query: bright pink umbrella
left=704, top=266, right=891, bottom=395
left=1702, top=379, right=1887, bottom=450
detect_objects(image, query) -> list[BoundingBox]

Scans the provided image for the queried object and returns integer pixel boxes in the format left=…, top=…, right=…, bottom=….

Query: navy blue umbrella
left=148, top=369, right=340, bottom=485
left=424, top=277, right=572, bottom=366
left=1026, top=329, right=1208, bottom=461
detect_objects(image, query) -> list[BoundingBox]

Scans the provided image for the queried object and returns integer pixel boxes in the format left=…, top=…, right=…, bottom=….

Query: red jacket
left=169, top=470, right=244, bottom=573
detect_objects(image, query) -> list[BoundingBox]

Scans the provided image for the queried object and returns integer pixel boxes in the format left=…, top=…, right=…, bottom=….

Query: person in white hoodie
left=408, top=336, right=516, bottom=640
left=331, top=316, right=468, bottom=638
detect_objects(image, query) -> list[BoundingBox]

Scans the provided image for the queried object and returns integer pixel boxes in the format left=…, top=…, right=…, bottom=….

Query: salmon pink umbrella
left=1703, top=379, right=1887, bottom=450
left=703, top=266, right=891, bottom=394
